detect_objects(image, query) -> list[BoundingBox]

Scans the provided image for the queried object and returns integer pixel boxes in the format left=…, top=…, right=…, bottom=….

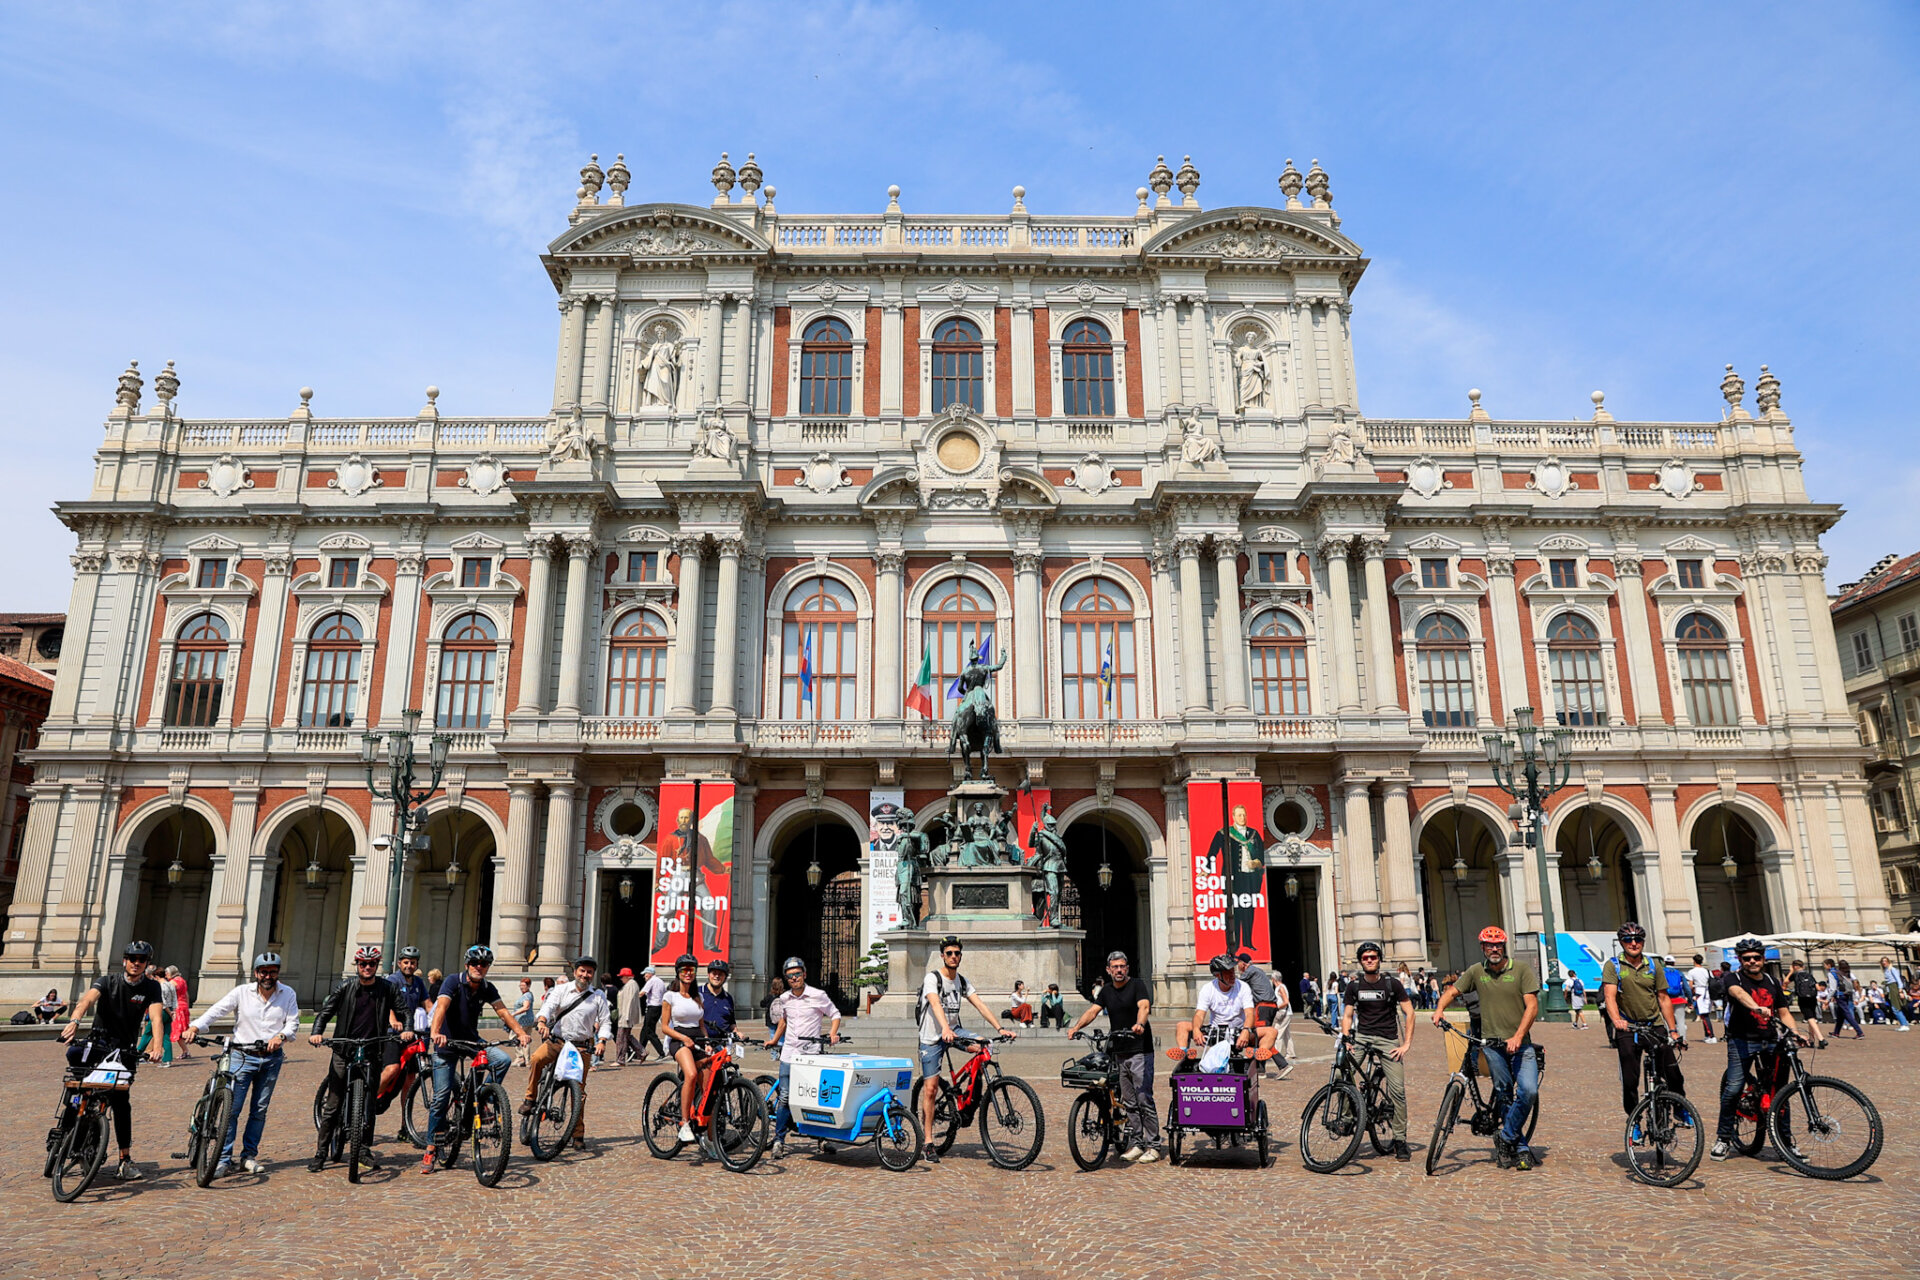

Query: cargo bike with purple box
left=1162, top=1025, right=1272, bottom=1166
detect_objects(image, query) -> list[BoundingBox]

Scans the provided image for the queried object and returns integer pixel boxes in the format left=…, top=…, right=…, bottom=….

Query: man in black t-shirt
left=307, top=943, right=413, bottom=1172
left=58, top=940, right=168, bottom=1181
left=1340, top=941, right=1415, bottom=1159
left=1710, top=938, right=1802, bottom=1161
left=1068, top=950, right=1162, bottom=1163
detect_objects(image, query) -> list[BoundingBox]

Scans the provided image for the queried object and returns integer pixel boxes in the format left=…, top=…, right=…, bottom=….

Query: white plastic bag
left=554, top=1041, right=585, bottom=1083
left=1198, top=1038, right=1233, bottom=1074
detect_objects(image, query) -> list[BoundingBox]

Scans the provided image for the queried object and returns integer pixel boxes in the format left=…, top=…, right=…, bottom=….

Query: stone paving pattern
left=3, top=1023, right=1911, bottom=1280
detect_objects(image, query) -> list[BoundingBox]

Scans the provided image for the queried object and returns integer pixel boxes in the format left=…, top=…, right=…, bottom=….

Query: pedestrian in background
left=613, top=966, right=642, bottom=1065
left=1879, top=956, right=1911, bottom=1032
left=136, top=962, right=177, bottom=1065
left=1830, top=960, right=1866, bottom=1038
left=637, top=965, right=666, bottom=1062
left=511, top=977, right=536, bottom=1065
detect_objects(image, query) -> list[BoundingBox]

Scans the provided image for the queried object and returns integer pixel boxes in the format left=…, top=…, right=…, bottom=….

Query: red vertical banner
left=651, top=780, right=736, bottom=967
left=1188, top=778, right=1271, bottom=965
left=1016, top=786, right=1052, bottom=863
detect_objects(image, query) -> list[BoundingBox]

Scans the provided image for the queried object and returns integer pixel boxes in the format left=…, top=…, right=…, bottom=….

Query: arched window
left=1416, top=613, right=1475, bottom=728
left=930, top=317, right=983, bottom=413
left=1249, top=609, right=1309, bottom=715
left=921, top=576, right=996, bottom=719
left=1676, top=611, right=1736, bottom=726
left=1060, top=576, right=1137, bottom=719
left=1060, top=318, right=1115, bottom=417
left=300, top=612, right=363, bottom=728
left=436, top=612, right=498, bottom=729
left=1546, top=612, right=1606, bottom=727
left=165, top=613, right=229, bottom=727
left=605, top=610, right=667, bottom=718
left=799, top=317, right=853, bottom=416
left=782, top=577, right=857, bottom=721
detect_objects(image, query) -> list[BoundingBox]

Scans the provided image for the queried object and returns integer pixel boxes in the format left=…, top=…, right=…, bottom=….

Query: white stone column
left=1360, top=534, right=1401, bottom=714
left=1319, top=536, right=1361, bottom=713
left=1340, top=776, right=1382, bottom=943
left=874, top=547, right=904, bottom=720
left=48, top=553, right=104, bottom=723
left=1749, top=555, right=1806, bottom=721
left=1611, top=557, right=1664, bottom=724
left=1212, top=536, right=1249, bottom=712
left=202, top=783, right=260, bottom=982
left=1011, top=299, right=1035, bottom=418
left=551, top=296, right=587, bottom=412
left=1795, top=549, right=1850, bottom=717
left=1484, top=553, right=1528, bottom=721
left=1378, top=778, right=1421, bottom=960
left=583, top=295, right=616, bottom=410
left=535, top=779, right=577, bottom=958
left=669, top=536, right=705, bottom=715
left=1175, top=534, right=1211, bottom=714
left=1158, top=298, right=1182, bottom=404
left=880, top=298, right=904, bottom=416
left=711, top=536, right=744, bottom=716
left=1648, top=783, right=1698, bottom=953
left=495, top=781, right=539, bottom=965
left=552, top=535, right=594, bottom=716
left=513, top=537, right=555, bottom=716
left=379, top=542, right=426, bottom=725
left=241, top=553, right=292, bottom=728
left=700, top=294, right=725, bottom=406
left=1013, top=548, right=1043, bottom=718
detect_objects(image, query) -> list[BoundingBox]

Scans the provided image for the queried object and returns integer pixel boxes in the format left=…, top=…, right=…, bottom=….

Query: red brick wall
left=771, top=306, right=790, bottom=417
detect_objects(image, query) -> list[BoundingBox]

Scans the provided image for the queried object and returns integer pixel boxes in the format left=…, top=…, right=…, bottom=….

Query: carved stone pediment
left=549, top=204, right=770, bottom=260
left=1143, top=207, right=1362, bottom=261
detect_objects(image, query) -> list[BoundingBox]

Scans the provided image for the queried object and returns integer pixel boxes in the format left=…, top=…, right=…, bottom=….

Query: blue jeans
left=427, top=1046, right=511, bottom=1140
left=1481, top=1042, right=1541, bottom=1145
left=1882, top=988, right=1910, bottom=1029
left=221, top=1049, right=285, bottom=1164
left=1715, top=1037, right=1785, bottom=1139
left=1323, top=993, right=1342, bottom=1024
left=771, top=1061, right=794, bottom=1141
left=1832, top=995, right=1864, bottom=1036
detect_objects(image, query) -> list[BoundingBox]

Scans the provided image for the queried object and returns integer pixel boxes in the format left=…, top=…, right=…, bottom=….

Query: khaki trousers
left=523, top=1038, right=594, bottom=1138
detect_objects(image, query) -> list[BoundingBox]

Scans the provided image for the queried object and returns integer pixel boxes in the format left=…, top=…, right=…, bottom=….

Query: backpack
left=1791, top=970, right=1818, bottom=1000
left=9, top=1010, right=34, bottom=1025
left=1707, top=971, right=1729, bottom=1003
left=915, top=972, right=970, bottom=1032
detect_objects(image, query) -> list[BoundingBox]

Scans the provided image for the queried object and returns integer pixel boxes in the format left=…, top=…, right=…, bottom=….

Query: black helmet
left=123, top=940, right=154, bottom=961
left=398, top=946, right=422, bottom=961
left=1616, top=922, right=1647, bottom=943
left=1733, top=937, right=1768, bottom=957
left=1356, top=940, right=1383, bottom=960
left=463, top=944, right=495, bottom=966
left=674, top=952, right=699, bottom=970
left=572, top=955, right=598, bottom=972
left=707, top=958, right=732, bottom=976
left=1208, top=953, right=1236, bottom=976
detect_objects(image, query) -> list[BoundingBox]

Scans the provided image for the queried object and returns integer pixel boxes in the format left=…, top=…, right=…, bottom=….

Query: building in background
left=0, top=652, right=54, bottom=950
left=1831, top=552, right=1920, bottom=935
left=0, top=153, right=1895, bottom=1007
left=0, top=613, right=64, bottom=677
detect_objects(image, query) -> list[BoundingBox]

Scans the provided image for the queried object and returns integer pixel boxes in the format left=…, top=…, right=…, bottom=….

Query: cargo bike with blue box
left=771, top=1035, right=924, bottom=1171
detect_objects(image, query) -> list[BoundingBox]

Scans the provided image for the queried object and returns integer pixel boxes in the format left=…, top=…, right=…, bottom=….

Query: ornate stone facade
left=0, top=156, right=1891, bottom=1006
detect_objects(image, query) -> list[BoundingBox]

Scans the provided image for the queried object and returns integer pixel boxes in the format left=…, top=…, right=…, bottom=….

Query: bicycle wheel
left=1298, top=1080, right=1364, bottom=1173
left=909, top=1076, right=960, bottom=1155
left=1425, top=1077, right=1465, bottom=1176
left=1625, top=1090, right=1703, bottom=1188
left=440, top=1091, right=467, bottom=1170
left=345, top=1078, right=368, bottom=1183
left=1166, top=1120, right=1185, bottom=1166
left=51, top=1108, right=109, bottom=1202
left=709, top=1077, right=768, bottom=1173
left=1366, top=1081, right=1395, bottom=1156
left=470, top=1082, right=512, bottom=1187
left=1067, top=1092, right=1112, bottom=1171
left=529, top=1079, right=580, bottom=1162
left=195, top=1088, right=232, bottom=1187
left=977, top=1076, right=1045, bottom=1170
left=1255, top=1100, right=1272, bottom=1168
left=1769, top=1076, right=1882, bottom=1181
left=1731, top=1080, right=1766, bottom=1156
left=642, top=1073, right=687, bottom=1159
left=876, top=1098, right=923, bottom=1172
left=401, top=1075, right=429, bottom=1148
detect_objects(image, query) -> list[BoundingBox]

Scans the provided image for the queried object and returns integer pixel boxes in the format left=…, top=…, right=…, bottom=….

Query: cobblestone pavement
left=4, top=1022, right=1911, bottom=1280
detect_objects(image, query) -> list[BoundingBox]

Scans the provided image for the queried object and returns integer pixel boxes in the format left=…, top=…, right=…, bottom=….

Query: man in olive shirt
left=1432, top=924, right=1541, bottom=1170
left=1600, top=921, right=1686, bottom=1123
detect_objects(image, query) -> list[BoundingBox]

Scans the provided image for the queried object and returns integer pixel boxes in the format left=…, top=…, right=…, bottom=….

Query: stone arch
left=110, top=795, right=228, bottom=992
left=756, top=795, right=870, bottom=1011
left=1412, top=792, right=1516, bottom=972
left=1053, top=796, right=1161, bottom=994
left=1684, top=794, right=1790, bottom=940
left=249, top=796, right=367, bottom=1001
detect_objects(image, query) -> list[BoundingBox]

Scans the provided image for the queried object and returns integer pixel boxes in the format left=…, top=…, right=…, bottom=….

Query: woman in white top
left=660, top=954, right=708, bottom=1142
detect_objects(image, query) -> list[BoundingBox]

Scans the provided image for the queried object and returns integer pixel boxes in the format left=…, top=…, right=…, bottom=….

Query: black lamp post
left=363, top=707, right=450, bottom=969
left=1483, top=705, right=1574, bottom=1020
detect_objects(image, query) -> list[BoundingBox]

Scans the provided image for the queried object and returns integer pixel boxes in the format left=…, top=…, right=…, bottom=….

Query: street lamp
left=165, top=803, right=187, bottom=886
left=364, top=707, right=451, bottom=970
left=1484, top=705, right=1575, bottom=1021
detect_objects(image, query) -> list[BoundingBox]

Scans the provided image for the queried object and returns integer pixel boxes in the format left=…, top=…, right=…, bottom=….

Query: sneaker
left=519, top=1099, right=536, bottom=1117
left=242, top=1157, right=264, bottom=1175
left=362, top=1154, right=382, bottom=1172
left=1136, top=1147, right=1161, bottom=1163
left=1276, top=1060, right=1295, bottom=1081
left=116, top=1159, right=144, bottom=1181
left=1493, top=1139, right=1514, bottom=1170
left=1393, top=1140, right=1411, bottom=1162
left=1630, top=1123, right=1643, bottom=1144
left=676, top=1123, right=695, bottom=1143
left=923, top=1146, right=941, bottom=1165
left=570, top=1136, right=586, bottom=1151
left=1709, top=1139, right=1733, bottom=1161
left=214, top=1161, right=233, bottom=1178
left=1677, top=1111, right=1694, bottom=1129
left=1704, top=1035, right=1716, bottom=1044
left=1120, top=1144, right=1145, bottom=1162
left=418, top=1149, right=437, bottom=1175
left=1513, top=1144, right=1534, bottom=1171
left=769, top=1141, right=786, bottom=1161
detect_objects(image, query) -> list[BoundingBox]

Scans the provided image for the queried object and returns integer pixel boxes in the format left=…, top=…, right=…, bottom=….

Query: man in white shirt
left=1686, top=956, right=1716, bottom=1043
left=520, top=956, right=613, bottom=1150
left=182, top=952, right=302, bottom=1176
left=1171, top=954, right=1277, bottom=1061
left=637, top=965, right=667, bottom=1063
left=764, top=956, right=843, bottom=1158
left=917, top=936, right=1014, bottom=1163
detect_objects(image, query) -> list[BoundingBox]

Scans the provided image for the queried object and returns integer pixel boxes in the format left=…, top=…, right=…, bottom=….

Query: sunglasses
left=355, top=960, right=379, bottom=967
left=942, top=950, right=963, bottom=958
left=469, top=961, right=492, bottom=969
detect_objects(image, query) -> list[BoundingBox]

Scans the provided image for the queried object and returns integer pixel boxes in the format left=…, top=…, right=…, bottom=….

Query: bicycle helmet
left=1616, top=921, right=1647, bottom=943
left=1733, top=936, right=1768, bottom=957
left=572, top=955, right=598, bottom=971
left=706, top=958, right=731, bottom=975
left=398, top=946, right=422, bottom=961
left=781, top=956, right=807, bottom=975
left=1208, top=953, right=1237, bottom=976
left=353, top=944, right=382, bottom=964
left=1356, top=940, right=1383, bottom=960
left=463, top=944, right=495, bottom=966
left=123, top=940, right=154, bottom=961
left=1477, top=925, right=1509, bottom=945
left=674, top=952, right=698, bottom=970
left=252, top=951, right=282, bottom=971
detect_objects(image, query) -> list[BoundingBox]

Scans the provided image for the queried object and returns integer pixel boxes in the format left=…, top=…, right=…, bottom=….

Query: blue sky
left=2, top=2, right=1916, bottom=608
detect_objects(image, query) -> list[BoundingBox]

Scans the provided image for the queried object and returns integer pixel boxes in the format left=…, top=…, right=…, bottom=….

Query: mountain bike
left=1725, top=1021, right=1881, bottom=1180
left=43, top=1042, right=131, bottom=1202
left=521, top=1035, right=588, bottom=1161
left=1298, top=1019, right=1397, bottom=1172
left=1425, top=1022, right=1542, bottom=1175
left=431, top=1037, right=517, bottom=1186
left=177, top=1036, right=268, bottom=1185
left=314, top=1036, right=394, bottom=1183
left=313, top=1033, right=430, bottom=1152
left=1062, top=1028, right=1134, bottom=1170
left=642, top=1030, right=769, bottom=1172
left=911, top=1032, right=1045, bottom=1170
left=1618, top=1020, right=1703, bottom=1187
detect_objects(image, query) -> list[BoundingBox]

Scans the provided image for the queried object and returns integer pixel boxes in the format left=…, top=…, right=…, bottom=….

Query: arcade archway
left=257, top=807, right=357, bottom=1001
left=770, top=819, right=864, bottom=1013
left=125, top=806, right=220, bottom=991
left=1690, top=805, right=1776, bottom=942
left=403, top=806, right=499, bottom=972
left=1059, top=814, right=1149, bottom=1000
left=1552, top=805, right=1640, bottom=933
left=1418, top=803, right=1510, bottom=974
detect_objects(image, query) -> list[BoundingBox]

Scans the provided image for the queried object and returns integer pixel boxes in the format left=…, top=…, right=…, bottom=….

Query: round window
left=36, top=626, right=63, bottom=660
left=1272, top=801, right=1310, bottom=838
left=936, top=430, right=981, bottom=472
left=608, top=802, right=650, bottom=839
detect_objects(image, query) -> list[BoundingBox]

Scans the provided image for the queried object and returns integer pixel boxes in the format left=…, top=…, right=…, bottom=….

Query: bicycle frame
left=936, top=1037, right=999, bottom=1118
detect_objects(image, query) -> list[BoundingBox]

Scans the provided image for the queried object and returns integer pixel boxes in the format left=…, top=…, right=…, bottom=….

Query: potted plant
left=851, top=941, right=891, bottom=1015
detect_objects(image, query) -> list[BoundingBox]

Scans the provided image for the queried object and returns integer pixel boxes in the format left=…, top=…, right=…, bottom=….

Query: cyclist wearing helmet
left=1171, top=954, right=1278, bottom=1062
left=1710, top=937, right=1800, bottom=1161
left=521, top=956, right=611, bottom=1150
left=1600, top=923, right=1687, bottom=1129
left=1432, top=925, right=1542, bottom=1170
left=422, top=944, right=528, bottom=1173
left=765, top=957, right=841, bottom=1159
left=1341, top=941, right=1415, bottom=1161
left=383, top=945, right=430, bottom=1095
left=183, top=952, right=301, bottom=1176
left=57, top=941, right=169, bottom=1181
left=309, top=944, right=413, bottom=1172
left=661, top=953, right=710, bottom=1144
left=700, top=958, right=737, bottom=1039
left=918, top=937, right=1014, bottom=1163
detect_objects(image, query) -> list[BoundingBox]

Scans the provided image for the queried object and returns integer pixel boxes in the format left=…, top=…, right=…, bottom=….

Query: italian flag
left=904, top=649, right=935, bottom=718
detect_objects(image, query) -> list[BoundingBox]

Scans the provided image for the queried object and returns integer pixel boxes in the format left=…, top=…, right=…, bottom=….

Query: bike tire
left=440, top=1091, right=467, bottom=1171
left=1067, top=1092, right=1111, bottom=1171
left=401, top=1075, right=429, bottom=1149
left=642, top=1073, right=687, bottom=1159
left=1366, top=1081, right=1395, bottom=1156
left=185, top=1091, right=206, bottom=1176
left=1256, top=1100, right=1273, bottom=1168
left=977, top=1076, right=1045, bottom=1171
left=1166, top=1117, right=1185, bottom=1167
left=195, top=1087, right=232, bottom=1187
left=910, top=1076, right=960, bottom=1155
left=876, top=1098, right=923, bottom=1172
left=1425, top=1077, right=1465, bottom=1176
left=1731, top=1080, right=1766, bottom=1156
left=1298, top=1080, right=1364, bottom=1173
left=529, top=1079, right=581, bottom=1162
left=710, top=1077, right=768, bottom=1173
left=1625, top=1090, right=1703, bottom=1188
left=51, top=1108, right=109, bottom=1202
left=470, top=1082, right=512, bottom=1187
left=1769, top=1076, right=1883, bottom=1181
left=345, top=1078, right=368, bottom=1184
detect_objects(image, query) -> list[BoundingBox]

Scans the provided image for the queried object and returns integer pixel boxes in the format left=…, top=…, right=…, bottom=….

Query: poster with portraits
left=867, top=788, right=906, bottom=946
left=650, top=779, right=735, bottom=967
left=1187, top=778, right=1270, bottom=965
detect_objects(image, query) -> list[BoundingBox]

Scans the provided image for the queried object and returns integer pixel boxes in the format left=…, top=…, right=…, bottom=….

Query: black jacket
left=312, top=975, right=405, bottom=1042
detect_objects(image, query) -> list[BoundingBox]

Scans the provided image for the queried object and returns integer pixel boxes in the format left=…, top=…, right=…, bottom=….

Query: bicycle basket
left=1059, top=1051, right=1113, bottom=1089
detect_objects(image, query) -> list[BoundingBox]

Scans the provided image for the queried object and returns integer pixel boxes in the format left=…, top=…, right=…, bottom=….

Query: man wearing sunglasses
left=1710, top=938, right=1801, bottom=1161
left=422, top=944, right=528, bottom=1173
left=308, top=944, right=412, bottom=1173
left=184, top=952, right=301, bottom=1177
left=918, top=936, right=1014, bottom=1163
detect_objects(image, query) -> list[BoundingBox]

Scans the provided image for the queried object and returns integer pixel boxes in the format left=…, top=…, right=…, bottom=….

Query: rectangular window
left=1853, top=631, right=1874, bottom=673
left=626, top=551, right=659, bottom=583
left=1548, top=558, right=1578, bottom=589
left=196, top=559, right=226, bottom=589
left=460, top=558, right=491, bottom=588
left=1417, top=648, right=1475, bottom=727
left=1256, top=552, right=1288, bottom=584
left=1420, top=559, right=1449, bottom=589
left=327, top=558, right=357, bottom=588
left=1900, top=614, right=1919, bottom=654
left=1871, top=788, right=1907, bottom=834
left=1676, top=559, right=1705, bottom=590
left=1906, top=698, right=1920, bottom=737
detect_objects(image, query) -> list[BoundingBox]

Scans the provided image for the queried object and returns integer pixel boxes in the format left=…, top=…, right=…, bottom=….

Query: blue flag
left=799, top=631, right=814, bottom=705
left=1100, top=643, right=1115, bottom=706
left=946, top=631, right=992, bottom=699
